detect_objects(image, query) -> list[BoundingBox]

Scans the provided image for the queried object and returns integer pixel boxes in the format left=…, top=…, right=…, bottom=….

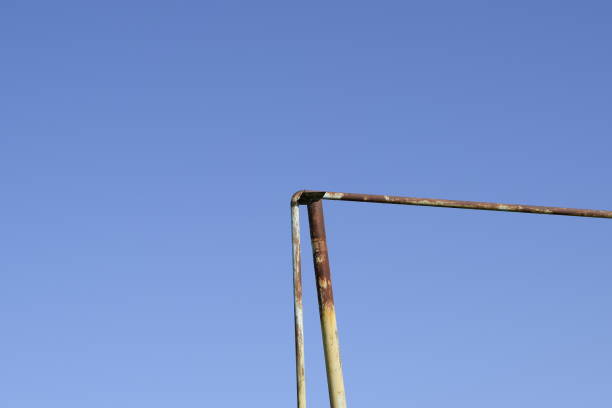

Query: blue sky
left=1, top=1, right=611, bottom=407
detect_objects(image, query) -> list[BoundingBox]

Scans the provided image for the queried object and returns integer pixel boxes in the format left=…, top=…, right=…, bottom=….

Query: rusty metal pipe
left=307, top=200, right=347, bottom=408
left=314, top=191, right=612, bottom=218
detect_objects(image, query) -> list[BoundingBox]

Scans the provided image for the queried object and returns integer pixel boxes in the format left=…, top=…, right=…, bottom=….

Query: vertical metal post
left=291, top=196, right=307, bottom=408
left=307, top=200, right=347, bottom=408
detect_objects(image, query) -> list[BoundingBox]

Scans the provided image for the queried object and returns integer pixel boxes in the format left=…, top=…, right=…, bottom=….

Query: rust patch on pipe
left=307, top=200, right=335, bottom=309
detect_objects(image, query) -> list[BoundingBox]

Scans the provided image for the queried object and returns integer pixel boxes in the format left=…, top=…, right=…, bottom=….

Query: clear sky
left=1, top=1, right=611, bottom=407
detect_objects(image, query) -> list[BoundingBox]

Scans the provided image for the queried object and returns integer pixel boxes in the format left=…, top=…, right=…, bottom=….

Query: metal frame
left=291, top=190, right=612, bottom=408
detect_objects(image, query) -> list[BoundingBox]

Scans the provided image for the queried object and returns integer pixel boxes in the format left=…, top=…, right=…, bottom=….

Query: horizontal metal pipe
left=295, top=191, right=612, bottom=219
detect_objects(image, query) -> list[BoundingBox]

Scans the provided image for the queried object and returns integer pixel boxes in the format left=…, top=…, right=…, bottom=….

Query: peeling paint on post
left=307, top=200, right=347, bottom=408
left=291, top=192, right=306, bottom=408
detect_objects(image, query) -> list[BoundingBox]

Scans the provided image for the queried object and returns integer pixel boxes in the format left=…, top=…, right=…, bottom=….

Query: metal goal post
left=290, top=190, right=612, bottom=408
